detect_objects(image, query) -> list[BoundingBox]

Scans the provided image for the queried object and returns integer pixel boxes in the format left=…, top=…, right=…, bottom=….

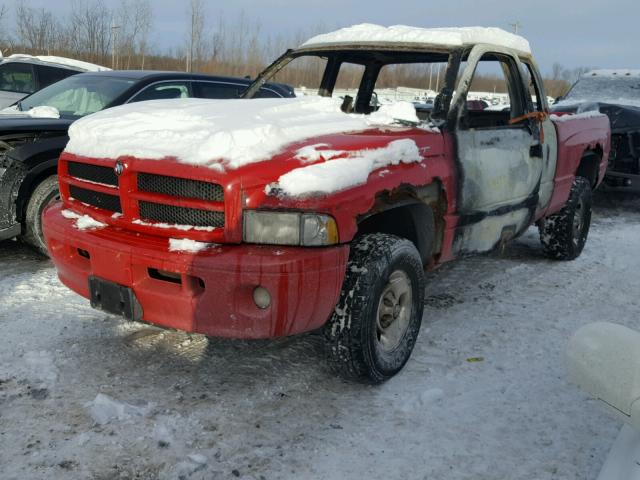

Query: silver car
left=0, top=53, right=109, bottom=108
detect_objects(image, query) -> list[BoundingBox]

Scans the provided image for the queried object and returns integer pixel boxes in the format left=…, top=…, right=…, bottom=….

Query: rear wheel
left=324, top=233, right=425, bottom=383
left=538, top=176, right=592, bottom=260
left=22, top=175, right=60, bottom=256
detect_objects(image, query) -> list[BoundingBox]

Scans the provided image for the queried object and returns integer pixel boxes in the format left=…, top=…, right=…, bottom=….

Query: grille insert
left=137, top=173, right=224, bottom=202
left=69, top=185, right=122, bottom=213
left=68, top=161, right=118, bottom=187
left=139, top=201, right=224, bottom=228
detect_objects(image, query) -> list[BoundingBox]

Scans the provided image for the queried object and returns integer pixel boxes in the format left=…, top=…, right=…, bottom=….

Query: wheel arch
left=355, top=181, right=447, bottom=266
left=16, top=159, right=58, bottom=223
left=576, top=146, right=604, bottom=188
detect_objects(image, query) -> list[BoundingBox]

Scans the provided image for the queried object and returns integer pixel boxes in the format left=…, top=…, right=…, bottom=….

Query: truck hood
left=65, top=96, right=428, bottom=172
left=0, top=116, right=72, bottom=134
left=552, top=100, right=640, bottom=132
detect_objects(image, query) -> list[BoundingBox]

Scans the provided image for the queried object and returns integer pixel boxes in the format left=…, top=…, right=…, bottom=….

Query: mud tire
left=22, top=175, right=59, bottom=256
left=538, top=176, right=592, bottom=261
left=324, top=233, right=425, bottom=384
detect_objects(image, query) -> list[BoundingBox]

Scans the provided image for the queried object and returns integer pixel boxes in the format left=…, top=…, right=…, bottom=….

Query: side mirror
left=567, top=322, right=640, bottom=430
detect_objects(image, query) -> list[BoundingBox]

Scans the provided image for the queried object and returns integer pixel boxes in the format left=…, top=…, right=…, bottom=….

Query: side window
left=129, top=82, right=190, bottom=102
left=0, top=63, right=36, bottom=93
left=460, top=54, right=526, bottom=129
left=36, top=65, right=77, bottom=89
left=194, top=82, right=243, bottom=99
left=521, top=62, right=545, bottom=112
left=375, top=60, right=448, bottom=119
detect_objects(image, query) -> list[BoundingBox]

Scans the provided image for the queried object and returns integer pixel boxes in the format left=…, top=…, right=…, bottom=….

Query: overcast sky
left=18, top=0, right=639, bottom=74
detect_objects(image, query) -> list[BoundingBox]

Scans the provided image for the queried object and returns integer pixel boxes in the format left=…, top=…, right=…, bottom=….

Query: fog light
left=253, top=286, right=271, bottom=309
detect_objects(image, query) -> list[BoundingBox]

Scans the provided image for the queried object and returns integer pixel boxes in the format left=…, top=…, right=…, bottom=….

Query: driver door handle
left=530, top=143, right=543, bottom=158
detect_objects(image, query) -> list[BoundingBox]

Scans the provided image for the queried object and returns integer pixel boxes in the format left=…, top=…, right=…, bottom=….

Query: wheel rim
left=376, top=270, right=413, bottom=353
left=572, top=198, right=585, bottom=243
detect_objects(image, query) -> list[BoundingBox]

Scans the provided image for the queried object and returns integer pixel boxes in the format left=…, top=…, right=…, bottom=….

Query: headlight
left=243, top=211, right=339, bottom=246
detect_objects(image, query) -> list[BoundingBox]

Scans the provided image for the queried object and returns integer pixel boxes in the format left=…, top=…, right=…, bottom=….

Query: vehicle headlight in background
left=243, top=211, right=339, bottom=246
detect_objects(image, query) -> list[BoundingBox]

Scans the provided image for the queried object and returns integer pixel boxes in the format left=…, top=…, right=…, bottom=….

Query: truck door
left=520, top=60, right=558, bottom=211
left=452, top=48, right=544, bottom=255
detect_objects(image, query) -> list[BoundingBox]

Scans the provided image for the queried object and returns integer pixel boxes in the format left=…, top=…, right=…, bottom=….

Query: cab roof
left=300, top=24, right=531, bottom=54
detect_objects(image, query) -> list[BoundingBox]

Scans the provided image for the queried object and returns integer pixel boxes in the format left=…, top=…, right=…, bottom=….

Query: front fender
left=10, top=136, right=67, bottom=222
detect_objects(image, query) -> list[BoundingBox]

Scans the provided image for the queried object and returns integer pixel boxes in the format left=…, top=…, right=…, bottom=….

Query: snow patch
left=26, top=106, right=60, bottom=119
left=0, top=105, right=60, bottom=118
left=302, top=24, right=531, bottom=53
left=61, top=209, right=106, bottom=230
left=6, top=54, right=109, bottom=72
left=585, top=69, right=640, bottom=78
left=65, top=97, right=421, bottom=170
left=24, top=350, right=58, bottom=387
left=133, top=218, right=214, bottom=232
left=550, top=111, right=606, bottom=122
left=271, top=138, right=422, bottom=197
left=168, top=238, right=214, bottom=253
left=368, top=100, right=420, bottom=124
left=86, top=393, right=152, bottom=425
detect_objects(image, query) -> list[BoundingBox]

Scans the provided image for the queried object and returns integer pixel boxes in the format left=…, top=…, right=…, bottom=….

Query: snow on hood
left=0, top=105, right=60, bottom=118
left=268, top=138, right=423, bottom=197
left=302, top=24, right=531, bottom=53
left=65, top=97, right=421, bottom=170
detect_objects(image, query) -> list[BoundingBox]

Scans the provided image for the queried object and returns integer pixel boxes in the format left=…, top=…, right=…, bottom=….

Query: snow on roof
left=5, top=54, right=110, bottom=72
left=584, top=69, right=640, bottom=78
left=65, top=97, right=421, bottom=170
left=301, top=24, right=531, bottom=53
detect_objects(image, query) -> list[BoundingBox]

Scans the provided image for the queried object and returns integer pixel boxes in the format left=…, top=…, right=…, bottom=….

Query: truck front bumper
left=43, top=203, right=349, bottom=339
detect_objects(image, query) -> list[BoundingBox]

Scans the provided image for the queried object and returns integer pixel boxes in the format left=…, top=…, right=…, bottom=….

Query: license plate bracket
left=88, top=276, right=143, bottom=321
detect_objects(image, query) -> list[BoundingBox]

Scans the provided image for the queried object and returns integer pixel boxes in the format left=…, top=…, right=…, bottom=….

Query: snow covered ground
left=1, top=192, right=639, bottom=480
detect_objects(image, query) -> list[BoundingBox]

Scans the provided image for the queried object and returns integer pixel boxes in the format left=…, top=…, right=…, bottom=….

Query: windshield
left=19, top=75, right=135, bottom=118
left=565, top=74, right=640, bottom=105
left=249, top=50, right=451, bottom=121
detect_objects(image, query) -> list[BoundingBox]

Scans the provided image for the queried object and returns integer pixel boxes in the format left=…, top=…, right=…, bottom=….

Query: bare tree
left=186, top=0, right=205, bottom=72
left=68, top=0, right=113, bottom=64
left=0, top=4, right=8, bottom=51
left=115, top=0, right=152, bottom=69
left=16, top=3, right=57, bottom=54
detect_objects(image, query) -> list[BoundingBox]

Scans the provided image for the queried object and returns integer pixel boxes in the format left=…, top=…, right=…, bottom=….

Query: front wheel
left=538, top=176, right=592, bottom=261
left=324, top=233, right=425, bottom=383
left=22, top=175, right=60, bottom=256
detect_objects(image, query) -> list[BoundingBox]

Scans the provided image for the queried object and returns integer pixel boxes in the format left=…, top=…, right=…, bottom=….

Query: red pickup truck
left=43, top=25, right=610, bottom=383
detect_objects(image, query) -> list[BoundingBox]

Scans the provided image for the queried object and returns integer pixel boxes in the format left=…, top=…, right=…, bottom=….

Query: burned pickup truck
left=553, top=70, right=640, bottom=190
left=44, top=25, right=610, bottom=383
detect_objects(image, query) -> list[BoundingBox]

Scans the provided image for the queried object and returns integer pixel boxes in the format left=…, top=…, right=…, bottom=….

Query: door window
left=460, top=54, right=526, bottom=129
left=129, top=82, right=191, bottom=102
left=521, top=62, right=545, bottom=112
left=0, top=63, right=36, bottom=93
left=36, top=65, right=77, bottom=89
left=194, top=82, right=243, bottom=99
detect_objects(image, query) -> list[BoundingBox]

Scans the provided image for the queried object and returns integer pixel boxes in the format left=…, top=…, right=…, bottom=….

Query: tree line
left=0, top=0, right=579, bottom=97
